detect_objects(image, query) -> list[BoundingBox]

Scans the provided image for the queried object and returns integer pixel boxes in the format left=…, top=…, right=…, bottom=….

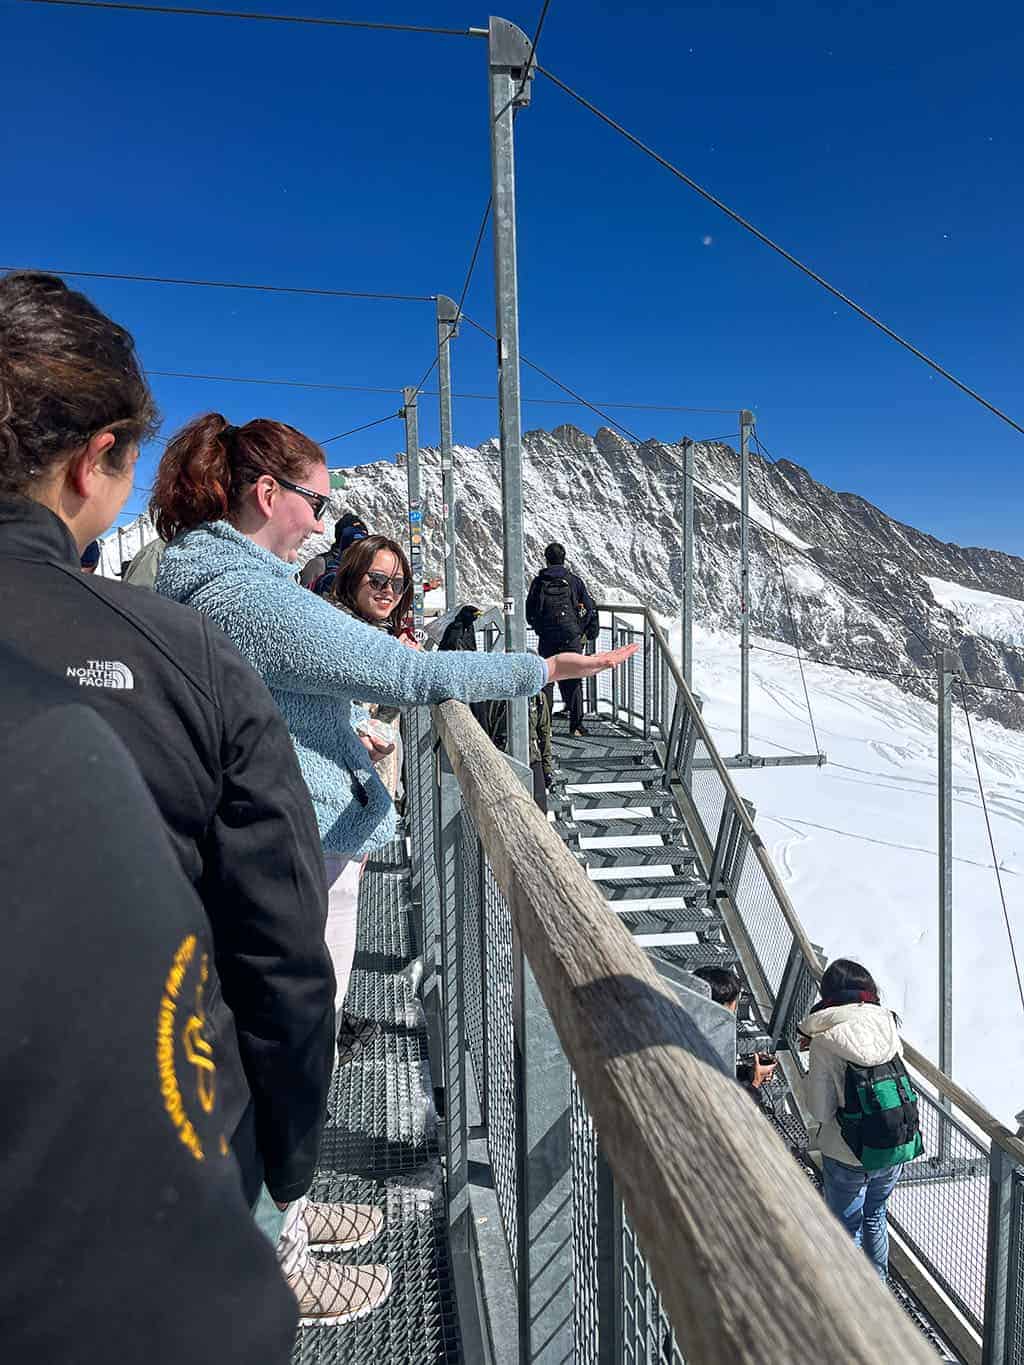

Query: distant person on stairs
left=526, top=542, right=598, bottom=737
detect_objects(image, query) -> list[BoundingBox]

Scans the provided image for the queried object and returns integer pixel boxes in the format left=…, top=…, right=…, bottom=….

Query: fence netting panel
left=887, top=1093, right=988, bottom=1331
left=571, top=1076, right=600, bottom=1365
left=622, top=1212, right=684, bottom=1365
left=459, top=808, right=485, bottom=1100
left=730, top=852, right=796, bottom=998
left=482, top=859, right=519, bottom=1277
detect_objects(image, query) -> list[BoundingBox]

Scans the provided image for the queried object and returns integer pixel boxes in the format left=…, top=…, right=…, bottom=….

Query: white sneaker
left=303, top=1201, right=384, bottom=1250
left=289, top=1257, right=393, bottom=1325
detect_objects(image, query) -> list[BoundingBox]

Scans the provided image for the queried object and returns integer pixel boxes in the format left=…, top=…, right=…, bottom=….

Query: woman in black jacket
left=0, top=270, right=369, bottom=1322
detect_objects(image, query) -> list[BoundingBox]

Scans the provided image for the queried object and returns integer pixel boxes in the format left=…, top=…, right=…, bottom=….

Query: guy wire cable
left=537, top=63, right=1024, bottom=439
left=320, top=410, right=401, bottom=447
left=15, top=0, right=482, bottom=36
left=0, top=265, right=435, bottom=303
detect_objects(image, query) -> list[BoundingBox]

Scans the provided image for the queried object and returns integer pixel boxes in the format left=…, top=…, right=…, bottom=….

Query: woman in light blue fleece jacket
left=151, top=413, right=634, bottom=1013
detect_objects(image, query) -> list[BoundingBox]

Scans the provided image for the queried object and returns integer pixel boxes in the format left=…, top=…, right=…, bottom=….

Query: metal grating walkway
left=293, top=839, right=463, bottom=1365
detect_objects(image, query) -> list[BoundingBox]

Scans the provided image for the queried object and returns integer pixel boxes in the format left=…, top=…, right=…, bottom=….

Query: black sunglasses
left=365, top=570, right=407, bottom=596
left=274, top=474, right=330, bottom=520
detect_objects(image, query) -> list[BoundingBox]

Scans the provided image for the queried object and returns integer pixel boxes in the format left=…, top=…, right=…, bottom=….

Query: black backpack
left=837, top=1055, right=924, bottom=1170
left=534, top=575, right=581, bottom=648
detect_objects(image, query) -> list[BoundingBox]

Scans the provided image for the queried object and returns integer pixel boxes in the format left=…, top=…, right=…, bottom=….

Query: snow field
left=678, top=623, right=1024, bottom=1126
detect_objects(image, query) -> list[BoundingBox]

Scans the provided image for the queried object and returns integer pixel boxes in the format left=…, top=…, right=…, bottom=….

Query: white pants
left=323, top=852, right=363, bottom=1014
left=277, top=1195, right=311, bottom=1277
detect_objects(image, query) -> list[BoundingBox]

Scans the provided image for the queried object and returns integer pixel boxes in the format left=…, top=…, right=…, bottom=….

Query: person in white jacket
left=799, top=958, right=916, bottom=1279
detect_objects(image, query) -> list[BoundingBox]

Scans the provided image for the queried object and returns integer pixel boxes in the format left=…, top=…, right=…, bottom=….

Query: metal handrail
left=596, top=601, right=1024, bottom=1167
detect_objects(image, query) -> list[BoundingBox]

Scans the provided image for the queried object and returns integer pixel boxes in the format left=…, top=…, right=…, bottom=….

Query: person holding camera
left=691, top=966, right=777, bottom=1093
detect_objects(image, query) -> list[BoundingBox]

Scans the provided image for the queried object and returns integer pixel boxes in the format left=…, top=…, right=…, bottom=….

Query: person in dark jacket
left=0, top=644, right=299, bottom=1363
left=526, top=542, right=598, bottom=736
left=0, top=270, right=359, bottom=1320
left=299, top=510, right=368, bottom=592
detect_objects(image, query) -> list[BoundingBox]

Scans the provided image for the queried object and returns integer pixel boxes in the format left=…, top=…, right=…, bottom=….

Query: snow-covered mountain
left=300, top=425, right=1024, bottom=727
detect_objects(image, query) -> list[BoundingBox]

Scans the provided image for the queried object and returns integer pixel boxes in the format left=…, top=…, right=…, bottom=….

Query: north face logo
left=66, top=659, right=135, bottom=690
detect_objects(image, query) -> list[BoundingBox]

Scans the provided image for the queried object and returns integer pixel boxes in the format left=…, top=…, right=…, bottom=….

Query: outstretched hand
left=546, top=642, right=639, bottom=684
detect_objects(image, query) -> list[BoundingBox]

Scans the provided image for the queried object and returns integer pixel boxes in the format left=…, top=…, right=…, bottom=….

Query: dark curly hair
left=0, top=271, right=158, bottom=496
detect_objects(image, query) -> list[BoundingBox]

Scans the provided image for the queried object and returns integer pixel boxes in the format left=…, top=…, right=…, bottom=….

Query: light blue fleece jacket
left=155, top=521, right=547, bottom=855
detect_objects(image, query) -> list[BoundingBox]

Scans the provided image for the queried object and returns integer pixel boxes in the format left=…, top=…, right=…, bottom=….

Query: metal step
left=614, top=904, right=722, bottom=935
left=564, top=815, right=684, bottom=838
left=599, top=874, right=708, bottom=900
left=563, top=788, right=676, bottom=813
left=650, top=941, right=739, bottom=973
left=583, top=846, right=699, bottom=870
left=553, top=753, right=660, bottom=775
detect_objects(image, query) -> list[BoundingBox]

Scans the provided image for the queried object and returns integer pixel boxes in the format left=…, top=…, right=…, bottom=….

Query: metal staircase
left=550, top=716, right=738, bottom=978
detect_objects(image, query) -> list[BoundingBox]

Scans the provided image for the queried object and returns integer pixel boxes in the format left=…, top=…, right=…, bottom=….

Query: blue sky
left=3, top=0, right=1022, bottom=550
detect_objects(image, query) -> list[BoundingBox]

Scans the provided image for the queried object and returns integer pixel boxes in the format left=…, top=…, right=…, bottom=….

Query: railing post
left=402, top=387, right=426, bottom=640
left=727, top=798, right=756, bottom=896
left=642, top=615, right=652, bottom=740
left=937, top=650, right=957, bottom=1089
left=982, top=1143, right=1016, bottom=1364
left=437, top=295, right=460, bottom=611
left=488, top=15, right=533, bottom=767
left=708, top=801, right=739, bottom=901
left=739, top=410, right=754, bottom=757
left=611, top=624, right=621, bottom=719
left=680, top=436, right=694, bottom=688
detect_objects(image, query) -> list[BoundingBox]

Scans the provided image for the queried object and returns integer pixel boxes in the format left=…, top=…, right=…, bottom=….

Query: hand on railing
left=546, top=642, right=639, bottom=683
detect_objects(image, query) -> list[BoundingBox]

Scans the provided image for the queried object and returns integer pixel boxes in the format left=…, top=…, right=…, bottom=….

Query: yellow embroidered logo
left=156, top=934, right=220, bottom=1160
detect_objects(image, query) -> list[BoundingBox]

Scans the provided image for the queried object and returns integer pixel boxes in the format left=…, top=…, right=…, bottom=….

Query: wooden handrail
left=597, top=602, right=1024, bottom=1164
left=433, top=697, right=936, bottom=1365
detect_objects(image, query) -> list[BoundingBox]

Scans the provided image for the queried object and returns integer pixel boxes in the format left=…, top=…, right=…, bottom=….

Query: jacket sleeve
left=804, top=1043, right=843, bottom=1127
left=203, top=624, right=335, bottom=1204
left=525, top=575, right=541, bottom=631
left=252, top=582, right=549, bottom=707
left=575, top=576, right=598, bottom=636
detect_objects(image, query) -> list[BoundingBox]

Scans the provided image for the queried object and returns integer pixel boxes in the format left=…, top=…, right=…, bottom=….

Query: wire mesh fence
left=888, top=1093, right=989, bottom=1331
left=570, top=1076, right=601, bottom=1365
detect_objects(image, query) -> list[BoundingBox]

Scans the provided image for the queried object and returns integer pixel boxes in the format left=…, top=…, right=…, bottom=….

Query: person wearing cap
left=299, top=511, right=368, bottom=593
left=79, top=539, right=100, bottom=573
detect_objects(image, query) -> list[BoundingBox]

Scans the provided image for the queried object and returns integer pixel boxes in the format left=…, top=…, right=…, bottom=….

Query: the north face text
left=67, top=660, right=135, bottom=690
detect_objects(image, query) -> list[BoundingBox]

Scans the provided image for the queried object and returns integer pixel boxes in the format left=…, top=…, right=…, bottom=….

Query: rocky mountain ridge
left=301, top=424, right=1024, bottom=727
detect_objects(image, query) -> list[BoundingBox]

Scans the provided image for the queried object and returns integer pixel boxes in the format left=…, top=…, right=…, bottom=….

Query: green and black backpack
left=837, top=1055, right=925, bottom=1170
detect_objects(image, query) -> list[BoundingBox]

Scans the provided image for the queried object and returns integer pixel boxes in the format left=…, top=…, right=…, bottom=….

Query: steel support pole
left=403, top=387, right=425, bottom=638
left=680, top=436, right=695, bottom=687
left=488, top=16, right=533, bottom=768
left=437, top=294, right=459, bottom=611
left=739, top=410, right=754, bottom=755
left=938, top=650, right=957, bottom=1086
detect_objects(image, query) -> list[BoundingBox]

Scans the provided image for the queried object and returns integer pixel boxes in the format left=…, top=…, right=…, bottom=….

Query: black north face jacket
left=0, top=498, right=334, bottom=1204
left=0, top=646, right=298, bottom=1362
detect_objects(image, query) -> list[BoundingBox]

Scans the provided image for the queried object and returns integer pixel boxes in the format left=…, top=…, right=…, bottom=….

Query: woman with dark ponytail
left=0, top=270, right=344, bottom=1352
left=799, top=959, right=923, bottom=1278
